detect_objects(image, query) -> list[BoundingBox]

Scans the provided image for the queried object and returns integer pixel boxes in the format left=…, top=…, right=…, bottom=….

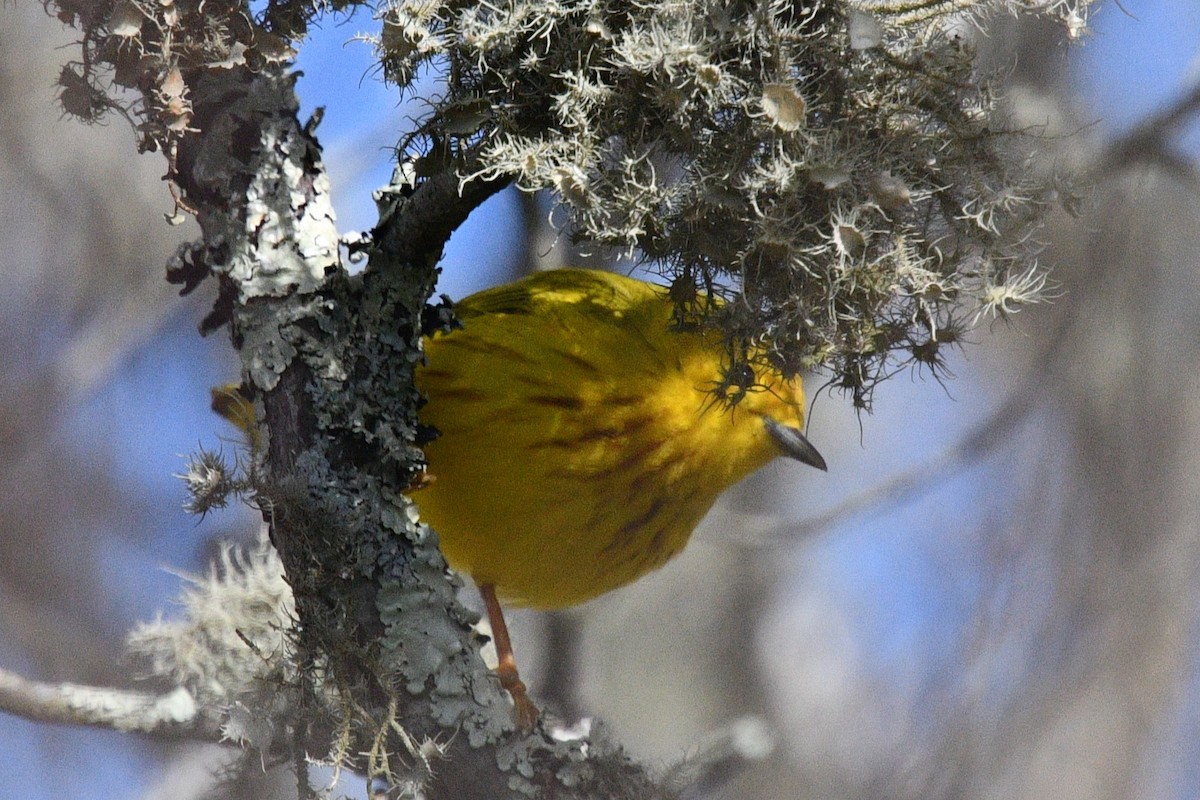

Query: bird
left=214, top=268, right=825, bottom=729
left=410, top=268, right=826, bottom=727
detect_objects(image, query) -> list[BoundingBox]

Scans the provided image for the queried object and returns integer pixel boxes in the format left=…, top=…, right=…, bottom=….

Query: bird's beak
left=764, top=418, right=828, bottom=471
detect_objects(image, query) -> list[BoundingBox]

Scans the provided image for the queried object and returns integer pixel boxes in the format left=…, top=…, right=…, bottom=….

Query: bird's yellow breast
left=411, top=269, right=806, bottom=608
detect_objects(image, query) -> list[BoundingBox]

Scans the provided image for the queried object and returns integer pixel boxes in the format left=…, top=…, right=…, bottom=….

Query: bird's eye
left=719, top=361, right=757, bottom=405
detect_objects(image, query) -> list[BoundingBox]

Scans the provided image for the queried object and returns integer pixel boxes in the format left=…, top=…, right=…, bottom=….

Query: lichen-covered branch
left=38, top=0, right=667, bottom=795
left=155, top=53, right=657, bottom=800
left=0, top=667, right=217, bottom=738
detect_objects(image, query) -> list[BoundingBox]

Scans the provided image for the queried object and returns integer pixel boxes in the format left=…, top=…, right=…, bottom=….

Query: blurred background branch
left=0, top=667, right=217, bottom=738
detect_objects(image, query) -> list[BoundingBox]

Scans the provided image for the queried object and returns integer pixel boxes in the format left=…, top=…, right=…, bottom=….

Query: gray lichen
left=375, top=0, right=1094, bottom=407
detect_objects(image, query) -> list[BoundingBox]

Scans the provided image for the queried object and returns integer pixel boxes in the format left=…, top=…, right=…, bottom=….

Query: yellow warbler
left=217, top=268, right=825, bottom=728
left=413, top=269, right=824, bottom=726
left=414, top=268, right=824, bottom=606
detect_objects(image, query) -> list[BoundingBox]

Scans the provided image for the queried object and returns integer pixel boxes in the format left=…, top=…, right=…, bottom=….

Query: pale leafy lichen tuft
left=377, top=0, right=1095, bottom=408
left=127, top=536, right=298, bottom=753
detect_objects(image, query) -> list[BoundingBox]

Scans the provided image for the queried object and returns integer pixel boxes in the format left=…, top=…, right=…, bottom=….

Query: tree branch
left=1096, top=73, right=1200, bottom=184
left=0, top=667, right=220, bottom=740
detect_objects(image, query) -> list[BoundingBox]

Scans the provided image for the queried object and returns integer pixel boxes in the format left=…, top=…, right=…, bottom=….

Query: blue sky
left=1078, top=2, right=1200, bottom=155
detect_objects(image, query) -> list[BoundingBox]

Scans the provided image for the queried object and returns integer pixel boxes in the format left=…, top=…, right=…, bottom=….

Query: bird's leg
left=479, top=583, right=539, bottom=731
